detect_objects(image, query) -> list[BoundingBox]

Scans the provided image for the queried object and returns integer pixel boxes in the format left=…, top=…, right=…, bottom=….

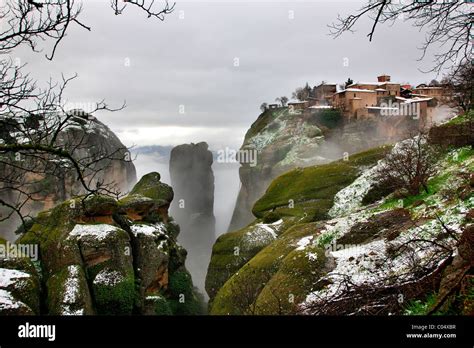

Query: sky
left=14, top=0, right=440, bottom=152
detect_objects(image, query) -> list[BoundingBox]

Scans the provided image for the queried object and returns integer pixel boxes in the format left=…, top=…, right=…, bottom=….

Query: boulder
left=0, top=257, right=41, bottom=315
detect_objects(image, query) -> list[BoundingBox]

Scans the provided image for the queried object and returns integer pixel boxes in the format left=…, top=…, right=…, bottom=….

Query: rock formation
left=0, top=172, right=204, bottom=315
left=228, top=107, right=420, bottom=232
left=0, top=111, right=137, bottom=240
left=169, top=142, right=216, bottom=295
left=206, top=145, right=391, bottom=304
left=206, top=117, right=473, bottom=315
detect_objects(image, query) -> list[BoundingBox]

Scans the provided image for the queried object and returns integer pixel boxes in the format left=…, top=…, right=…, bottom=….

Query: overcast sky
left=15, top=0, right=439, bottom=151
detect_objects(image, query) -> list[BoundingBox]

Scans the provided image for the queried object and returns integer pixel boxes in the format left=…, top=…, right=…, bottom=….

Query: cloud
left=13, top=0, right=437, bottom=148
left=117, top=125, right=248, bottom=150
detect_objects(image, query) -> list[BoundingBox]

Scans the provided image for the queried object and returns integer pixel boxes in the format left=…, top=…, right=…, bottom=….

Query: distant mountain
left=131, top=145, right=174, bottom=158
left=132, top=145, right=220, bottom=163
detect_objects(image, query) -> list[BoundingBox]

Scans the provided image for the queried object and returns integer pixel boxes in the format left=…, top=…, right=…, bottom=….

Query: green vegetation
left=378, top=146, right=473, bottom=211
left=151, top=295, right=173, bottom=315
left=245, top=108, right=284, bottom=140
left=445, top=110, right=473, bottom=125
left=13, top=218, right=36, bottom=236
left=130, top=172, right=173, bottom=205
left=252, top=145, right=391, bottom=220
left=46, top=265, right=92, bottom=315
left=168, top=270, right=193, bottom=297
left=168, top=270, right=205, bottom=315
left=18, top=200, right=83, bottom=274
left=446, top=146, right=474, bottom=164
left=205, top=220, right=271, bottom=301
left=254, top=245, right=326, bottom=315
left=262, top=211, right=281, bottom=224
left=93, top=270, right=135, bottom=315
left=379, top=174, right=449, bottom=210
left=209, top=129, right=473, bottom=315
left=406, top=277, right=474, bottom=316
left=316, top=230, right=337, bottom=247
left=209, top=222, right=319, bottom=314
left=0, top=257, right=41, bottom=314
left=404, top=293, right=439, bottom=315
left=310, top=109, right=343, bottom=129
left=83, top=194, right=118, bottom=216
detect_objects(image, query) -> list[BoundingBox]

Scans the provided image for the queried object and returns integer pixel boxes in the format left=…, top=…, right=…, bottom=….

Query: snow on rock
left=303, top=197, right=472, bottom=310
left=301, top=144, right=473, bottom=313
left=0, top=289, right=29, bottom=311
left=68, top=224, right=119, bottom=241
left=330, top=239, right=386, bottom=283
left=130, top=223, right=167, bottom=237
left=157, top=240, right=168, bottom=252
left=296, top=236, right=314, bottom=250
left=145, top=295, right=165, bottom=301
left=329, top=163, right=381, bottom=218
left=93, top=268, right=124, bottom=287
left=61, top=265, right=83, bottom=316
left=304, top=239, right=388, bottom=307
left=242, top=220, right=282, bottom=248
left=0, top=268, right=30, bottom=288
left=248, top=113, right=286, bottom=151
left=316, top=212, right=369, bottom=246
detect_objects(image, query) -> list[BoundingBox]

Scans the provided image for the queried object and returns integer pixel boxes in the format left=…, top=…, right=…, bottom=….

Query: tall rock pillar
left=169, top=142, right=216, bottom=294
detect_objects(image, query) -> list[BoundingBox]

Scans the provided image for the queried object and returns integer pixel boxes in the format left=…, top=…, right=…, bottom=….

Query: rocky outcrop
left=0, top=111, right=137, bottom=240
left=207, top=138, right=473, bottom=315
left=169, top=142, right=216, bottom=294
left=0, top=172, right=204, bottom=315
left=0, top=253, right=41, bottom=315
left=206, top=146, right=390, bottom=305
left=228, top=107, right=419, bottom=232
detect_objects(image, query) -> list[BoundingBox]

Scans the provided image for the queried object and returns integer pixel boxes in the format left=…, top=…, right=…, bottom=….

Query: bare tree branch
left=329, top=1, right=473, bottom=74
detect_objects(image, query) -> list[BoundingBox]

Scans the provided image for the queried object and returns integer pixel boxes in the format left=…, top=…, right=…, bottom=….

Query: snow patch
left=0, top=268, right=30, bottom=288
left=69, top=224, right=118, bottom=241
left=93, top=268, right=124, bottom=287
left=242, top=222, right=280, bottom=248
left=61, top=265, right=84, bottom=315
left=316, top=212, right=369, bottom=246
left=0, top=289, right=30, bottom=311
left=130, top=223, right=166, bottom=237
left=329, top=163, right=381, bottom=218
left=296, top=236, right=313, bottom=250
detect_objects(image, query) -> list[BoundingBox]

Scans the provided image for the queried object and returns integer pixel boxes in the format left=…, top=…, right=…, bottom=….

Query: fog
left=132, top=151, right=240, bottom=237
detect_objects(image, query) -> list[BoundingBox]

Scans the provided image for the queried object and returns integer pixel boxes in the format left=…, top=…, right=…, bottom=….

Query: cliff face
left=207, top=116, right=473, bottom=315
left=0, top=112, right=137, bottom=240
left=206, top=145, right=391, bottom=302
left=228, top=107, right=420, bottom=232
left=169, top=142, right=216, bottom=294
left=0, top=172, right=204, bottom=315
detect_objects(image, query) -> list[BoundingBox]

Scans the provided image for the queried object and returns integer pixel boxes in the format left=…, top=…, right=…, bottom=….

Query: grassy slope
left=252, top=145, right=391, bottom=219
left=208, top=145, right=391, bottom=313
